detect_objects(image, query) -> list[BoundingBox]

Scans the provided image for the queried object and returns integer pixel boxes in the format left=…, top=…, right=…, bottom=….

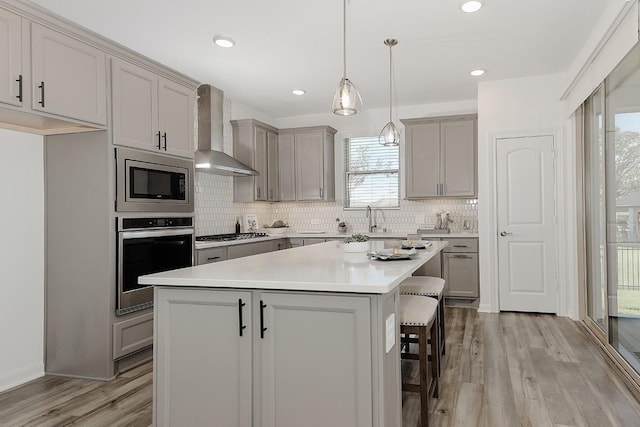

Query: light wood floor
left=2, top=308, right=640, bottom=427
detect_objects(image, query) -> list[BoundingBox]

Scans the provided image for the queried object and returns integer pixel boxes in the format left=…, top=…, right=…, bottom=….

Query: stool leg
left=418, top=327, right=430, bottom=427
left=430, top=322, right=439, bottom=399
left=440, top=297, right=446, bottom=357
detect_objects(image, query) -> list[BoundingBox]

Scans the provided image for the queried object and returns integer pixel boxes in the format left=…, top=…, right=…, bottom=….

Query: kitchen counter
left=147, top=240, right=448, bottom=426
left=144, top=240, right=448, bottom=294
left=194, top=230, right=476, bottom=249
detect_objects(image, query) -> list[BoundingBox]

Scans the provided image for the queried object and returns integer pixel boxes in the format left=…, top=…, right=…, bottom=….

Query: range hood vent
left=195, top=85, right=258, bottom=176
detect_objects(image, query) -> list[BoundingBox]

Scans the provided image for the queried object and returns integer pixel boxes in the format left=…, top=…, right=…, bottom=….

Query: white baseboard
left=0, top=363, right=44, bottom=393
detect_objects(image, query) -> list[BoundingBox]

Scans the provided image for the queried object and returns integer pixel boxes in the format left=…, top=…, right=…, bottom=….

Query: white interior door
left=497, top=135, right=557, bottom=313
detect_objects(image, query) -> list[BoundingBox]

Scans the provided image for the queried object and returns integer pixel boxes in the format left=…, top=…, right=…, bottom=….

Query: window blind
left=345, top=136, right=400, bottom=208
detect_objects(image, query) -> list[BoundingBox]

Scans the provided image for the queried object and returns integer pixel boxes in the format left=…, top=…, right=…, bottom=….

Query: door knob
left=500, top=231, right=513, bottom=237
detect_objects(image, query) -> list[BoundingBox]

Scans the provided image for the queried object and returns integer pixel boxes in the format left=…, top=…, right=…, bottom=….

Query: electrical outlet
left=311, top=218, right=320, bottom=225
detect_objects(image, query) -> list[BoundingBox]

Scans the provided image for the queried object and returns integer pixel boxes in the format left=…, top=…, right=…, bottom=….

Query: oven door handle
left=120, top=228, right=194, bottom=240
left=152, top=240, right=186, bottom=245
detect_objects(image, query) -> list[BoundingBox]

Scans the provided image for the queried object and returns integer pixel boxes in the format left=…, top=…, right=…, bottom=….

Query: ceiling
left=30, top=0, right=609, bottom=119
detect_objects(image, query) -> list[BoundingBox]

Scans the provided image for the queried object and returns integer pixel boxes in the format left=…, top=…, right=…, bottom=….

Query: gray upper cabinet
left=232, top=119, right=279, bottom=202
left=277, top=133, right=296, bottom=201
left=112, top=59, right=194, bottom=158
left=0, top=8, right=22, bottom=108
left=283, top=126, right=336, bottom=202
left=31, top=24, right=107, bottom=126
left=158, top=78, right=195, bottom=158
left=401, top=115, right=477, bottom=198
left=233, top=122, right=335, bottom=202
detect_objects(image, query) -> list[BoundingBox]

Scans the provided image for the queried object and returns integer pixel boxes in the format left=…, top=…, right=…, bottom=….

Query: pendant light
left=332, top=0, right=363, bottom=115
left=379, top=39, right=400, bottom=146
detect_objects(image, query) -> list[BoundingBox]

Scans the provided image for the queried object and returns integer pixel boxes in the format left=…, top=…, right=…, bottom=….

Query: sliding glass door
left=605, top=45, right=640, bottom=372
left=584, top=43, right=640, bottom=375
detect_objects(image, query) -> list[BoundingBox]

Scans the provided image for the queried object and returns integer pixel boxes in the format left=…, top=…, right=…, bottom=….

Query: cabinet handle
left=162, top=132, right=167, bottom=150
left=238, top=298, right=247, bottom=337
left=15, top=75, right=22, bottom=102
left=442, top=183, right=446, bottom=195
left=436, top=183, right=440, bottom=195
left=269, top=189, right=273, bottom=200
left=257, top=187, right=261, bottom=198
left=207, top=256, right=221, bottom=261
left=452, top=255, right=471, bottom=258
left=320, top=187, right=324, bottom=198
left=37, top=81, right=45, bottom=107
left=156, top=132, right=161, bottom=149
left=260, top=300, right=267, bottom=338
left=453, top=245, right=468, bottom=248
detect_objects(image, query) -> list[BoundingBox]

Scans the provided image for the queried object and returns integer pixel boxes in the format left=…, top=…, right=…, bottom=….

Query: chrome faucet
left=366, top=205, right=377, bottom=233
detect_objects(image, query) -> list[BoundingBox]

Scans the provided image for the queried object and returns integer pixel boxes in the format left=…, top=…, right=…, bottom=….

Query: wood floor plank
left=450, top=382, right=484, bottom=427
left=1, top=308, right=639, bottom=427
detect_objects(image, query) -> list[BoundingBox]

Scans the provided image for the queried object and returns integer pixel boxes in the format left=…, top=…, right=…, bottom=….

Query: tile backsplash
left=194, top=96, right=478, bottom=236
left=196, top=173, right=478, bottom=235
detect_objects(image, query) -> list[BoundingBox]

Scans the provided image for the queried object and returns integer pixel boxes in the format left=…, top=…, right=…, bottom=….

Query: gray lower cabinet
left=154, top=288, right=253, bottom=427
left=442, top=238, right=479, bottom=298
left=196, top=239, right=288, bottom=265
left=154, top=288, right=379, bottom=427
left=228, top=239, right=286, bottom=259
left=196, top=246, right=228, bottom=265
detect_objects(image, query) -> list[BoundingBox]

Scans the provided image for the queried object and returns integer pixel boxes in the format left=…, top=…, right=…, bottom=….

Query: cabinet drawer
left=197, top=247, right=228, bottom=265
left=113, top=312, right=153, bottom=360
left=444, top=238, right=477, bottom=253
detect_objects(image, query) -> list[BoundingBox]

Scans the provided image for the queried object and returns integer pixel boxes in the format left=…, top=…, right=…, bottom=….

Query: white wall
left=0, top=128, right=45, bottom=392
left=477, top=73, right=569, bottom=315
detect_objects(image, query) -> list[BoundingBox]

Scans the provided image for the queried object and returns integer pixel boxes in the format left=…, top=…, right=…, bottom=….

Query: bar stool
left=400, top=276, right=446, bottom=375
left=399, top=294, right=439, bottom=427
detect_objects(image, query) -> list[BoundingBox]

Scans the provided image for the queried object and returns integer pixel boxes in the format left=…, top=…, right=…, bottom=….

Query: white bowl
left=264, top=227, right=288, bottom=235
left=342, top=241, right=370, bottom=253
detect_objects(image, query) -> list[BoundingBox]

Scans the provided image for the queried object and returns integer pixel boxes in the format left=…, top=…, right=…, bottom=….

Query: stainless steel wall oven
left=117, top=217, right=193, bottom=315
left=116, top=147, right=194, bottom=212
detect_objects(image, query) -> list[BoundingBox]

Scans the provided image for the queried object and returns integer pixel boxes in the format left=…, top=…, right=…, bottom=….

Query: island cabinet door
left=154, top=288, right=252, bottom=427
left=258, top=292, right=373, bottom=427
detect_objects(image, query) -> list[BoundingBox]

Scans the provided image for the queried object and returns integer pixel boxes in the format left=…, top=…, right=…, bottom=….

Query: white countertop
left=141, top=240, right=448, bottom=294
left=195, top=231, right=477, bottom=249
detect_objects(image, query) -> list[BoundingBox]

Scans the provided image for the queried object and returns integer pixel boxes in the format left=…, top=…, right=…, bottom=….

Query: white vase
left=342, top=241, right=370, bottom=253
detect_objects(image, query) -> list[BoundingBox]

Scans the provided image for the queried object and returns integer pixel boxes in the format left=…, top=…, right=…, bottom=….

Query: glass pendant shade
left=379, top=121, right=400, bottom=146
left=379, top=38, right=399, bottom=146
left=332, top=0, right=363, bottom=115
left=332, top=77, right=363, bottom=116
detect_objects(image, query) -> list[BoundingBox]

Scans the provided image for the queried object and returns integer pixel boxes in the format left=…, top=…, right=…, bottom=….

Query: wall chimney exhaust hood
left=195, top=85, right=258, bottom=176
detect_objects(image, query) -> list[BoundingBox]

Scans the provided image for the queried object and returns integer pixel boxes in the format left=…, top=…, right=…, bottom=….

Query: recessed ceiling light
left=212, top=35, right=235, bottom=48
left=470, top=69, right=485, bottom=76
left=460, top=1, right=483, bottom=13
left=292, top=89, right=306, bottom=96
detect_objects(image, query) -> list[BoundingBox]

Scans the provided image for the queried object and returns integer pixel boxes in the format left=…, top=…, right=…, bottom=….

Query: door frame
left=478, top=127, right=569, bottom=316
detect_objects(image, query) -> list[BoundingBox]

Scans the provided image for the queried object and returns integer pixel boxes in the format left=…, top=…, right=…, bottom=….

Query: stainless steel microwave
left=116, top=148, right=194, bottom=212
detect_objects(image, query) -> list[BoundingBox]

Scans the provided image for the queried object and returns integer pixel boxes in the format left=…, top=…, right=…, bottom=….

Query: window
left=344, top=136, right=399, bottom=208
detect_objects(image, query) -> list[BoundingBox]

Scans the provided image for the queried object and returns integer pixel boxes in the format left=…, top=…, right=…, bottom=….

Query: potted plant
left=342, top=233, right=370, bottom=252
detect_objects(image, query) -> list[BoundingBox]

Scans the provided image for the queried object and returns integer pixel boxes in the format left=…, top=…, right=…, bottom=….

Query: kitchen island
left=140, top=240, right=447, bottom=427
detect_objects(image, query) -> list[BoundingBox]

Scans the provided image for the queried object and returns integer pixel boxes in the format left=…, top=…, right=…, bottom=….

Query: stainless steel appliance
left=116, top=147, right=194, bottom=212
left=117, top=216, right=194, bottom=315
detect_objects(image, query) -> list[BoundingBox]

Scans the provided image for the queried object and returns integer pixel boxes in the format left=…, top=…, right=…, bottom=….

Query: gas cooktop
left=196, top=232, right=269, bottom=242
